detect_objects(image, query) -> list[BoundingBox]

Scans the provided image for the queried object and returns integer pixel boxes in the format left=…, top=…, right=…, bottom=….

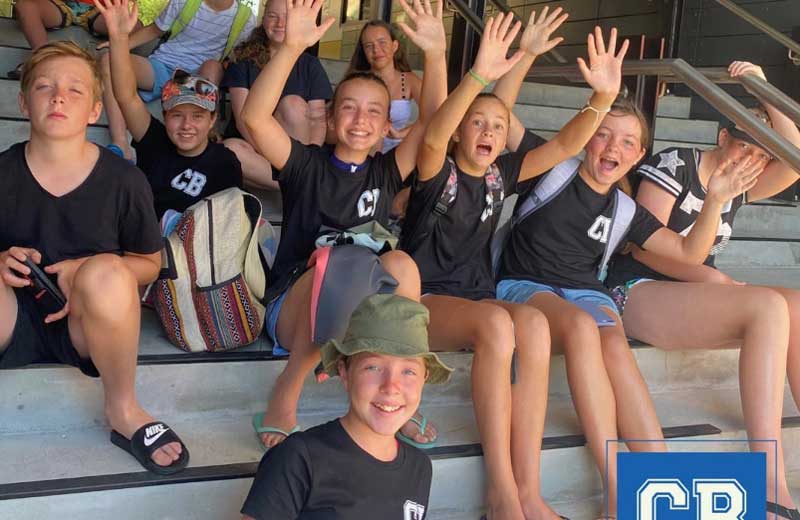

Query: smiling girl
left=240, top=0, right=447, bottom=450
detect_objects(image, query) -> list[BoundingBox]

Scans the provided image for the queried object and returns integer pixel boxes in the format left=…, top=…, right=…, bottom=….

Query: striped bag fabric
left=153, top=188, right=272, bottom=352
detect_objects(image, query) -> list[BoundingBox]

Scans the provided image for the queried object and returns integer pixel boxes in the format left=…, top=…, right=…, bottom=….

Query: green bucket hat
left=320, top=294, right=453, bottom=384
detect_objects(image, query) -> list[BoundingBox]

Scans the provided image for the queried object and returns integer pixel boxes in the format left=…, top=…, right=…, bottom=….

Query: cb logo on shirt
left=171, top=169, right=207, bottom=197
left=618, top=451, right=766, bottom=519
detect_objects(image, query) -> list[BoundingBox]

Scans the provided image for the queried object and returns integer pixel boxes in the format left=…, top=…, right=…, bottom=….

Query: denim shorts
left=138, top=57, right=174, bottom=103
left=496, top=278, right=619, bottom=326
left=265, top=289, right=289, bottom=356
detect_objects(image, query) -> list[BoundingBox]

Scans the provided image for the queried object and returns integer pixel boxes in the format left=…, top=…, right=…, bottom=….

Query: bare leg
left=0, top=277, right=18, bottom=353
left=274, top=95, right=311, bottom=144
left=525, top=293, right=621, bottom=516
left=222, top=138, right=277, bottom=190
left=491, top=300, right=560, bottom=520
left=423, top=295, right=524, bottom=520
left=197, top=59, right=224, bottom=86
left=14, top=0, right=63, bottom=51
left=598, top=311, right=665, bottom=451
left=764, top=286, right=800, bottom=414
left=623, top=281, right=793, bottom=508
left=259, top=250, right=421, bottom=448
left=67, top=255, right=181, bottom=467
left=99, top=52, right=155, bottom=159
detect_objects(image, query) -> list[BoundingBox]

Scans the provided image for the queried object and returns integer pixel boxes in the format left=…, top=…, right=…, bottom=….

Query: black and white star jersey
left=608, top=147, right=747, bottom=285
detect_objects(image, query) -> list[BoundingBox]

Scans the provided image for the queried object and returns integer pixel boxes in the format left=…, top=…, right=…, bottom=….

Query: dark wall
left=676, top=0, right=800, bottom=120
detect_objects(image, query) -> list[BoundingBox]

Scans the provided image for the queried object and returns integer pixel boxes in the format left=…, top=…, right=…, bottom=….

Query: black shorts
left=0, top=288, right=99, bottom=377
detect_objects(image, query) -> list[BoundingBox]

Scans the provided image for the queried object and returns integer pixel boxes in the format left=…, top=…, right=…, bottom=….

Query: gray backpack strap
left=512, top=156, right=582, bottom=227
left=598, top=189, right=636, bottom=282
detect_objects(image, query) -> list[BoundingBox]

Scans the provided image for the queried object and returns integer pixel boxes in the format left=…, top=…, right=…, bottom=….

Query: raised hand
left=94, top=0, right=138, bottom=40
left=707, top=156, right=766, bottom=204
left=729, top=60, right=767, bottom=81
left=471, top=12, right=524, bottom=83
left=283, top=0, right=335, bottom=53
left=397, top=0, right=446, bottom=55
left=518, top=6, right=568, bottom=57
left=577, top=26, right=629, bottom=97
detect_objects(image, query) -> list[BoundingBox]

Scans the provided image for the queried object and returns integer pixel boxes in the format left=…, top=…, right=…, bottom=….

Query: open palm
left=397, top=0, right=446, bottom=54
left=577, top=26, right=628, bottom=97
left=471, top=12, right=524, bottom=83
left=518, top=6, right=568, bottom=57
left=95, top=0, right=138, bottom=39
left=707, top=156, right=765, bottom=203
left=284, top=0, right=335, bottom=52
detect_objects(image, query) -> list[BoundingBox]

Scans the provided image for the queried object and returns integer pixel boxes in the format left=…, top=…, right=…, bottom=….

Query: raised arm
left=95, top=0, right=152, bottom=141
left=391, top=0, right=448, bottom=178
left=517, top=26, right=628, bottom=182
left=729, top=62, right=800, bottom=202
left=416, top=12, right=523, bottom=180
left=96, top=21, right=163, bottom=51
left=240, top=0, right=334, bottom=170
left=641, top=157, right=763, bottom=263
left=493, top=7, right=567, bottom=151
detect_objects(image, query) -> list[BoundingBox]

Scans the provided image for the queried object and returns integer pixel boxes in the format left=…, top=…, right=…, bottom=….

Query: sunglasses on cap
left=171, top=69, right=218, bottom=98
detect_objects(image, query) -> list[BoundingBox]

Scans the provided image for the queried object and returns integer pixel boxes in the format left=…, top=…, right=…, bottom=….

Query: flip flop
left=481, top=515, right=570, bottom=520
left=396, top=412, right=437, bottom=449
left=252, top=412, right=300, bottom=442
left=767, top=502, right=800, bottom=520
left=109, top=421, right=189, bottom=475
left=6, top=63, right=23, bottom=80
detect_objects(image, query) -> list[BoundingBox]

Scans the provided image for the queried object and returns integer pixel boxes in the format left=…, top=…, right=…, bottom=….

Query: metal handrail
left=446, top=0, right=567, bottom=64
left=714, top=0, right=800, bottom=65
left=527, top=58, right=800, bottom=172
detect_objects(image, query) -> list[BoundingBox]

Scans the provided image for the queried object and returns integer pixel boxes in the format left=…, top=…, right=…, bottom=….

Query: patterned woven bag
left=153, top=188, right=272, bottom=352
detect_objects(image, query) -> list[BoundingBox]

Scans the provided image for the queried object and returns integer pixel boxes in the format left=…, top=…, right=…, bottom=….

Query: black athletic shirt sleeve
left=628, top=203, right=665, bottom=249
left=303, top=55, right=334, bottom=101
left=241, top=435, right=312, bottom=520
left=275, top=138, right=318, bottom=189
left=495, top=130, right=547, bottom=196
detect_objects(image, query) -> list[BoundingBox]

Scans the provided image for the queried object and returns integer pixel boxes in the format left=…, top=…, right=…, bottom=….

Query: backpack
left=152, top=188, right=272, bottom=352
left=165, top=0, right=252, bottom=60
left=490, top=156, right=637, bottom=281
left=404, top=157, right=504, bottom=246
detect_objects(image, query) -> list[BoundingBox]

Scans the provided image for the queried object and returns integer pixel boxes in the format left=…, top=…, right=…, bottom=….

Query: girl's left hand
left=707, top=156, right=766, bottom=204
left=397, top=0, right=446, bottom=55
left=728, top=60, right=767, bottom=81
left=577, top=26, right=629, bottom=97
left=518, top=6, right=569, bottom=57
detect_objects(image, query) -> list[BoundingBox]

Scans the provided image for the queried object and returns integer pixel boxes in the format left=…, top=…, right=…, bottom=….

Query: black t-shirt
left=499, top=170, right=664, bottom=293
left=222, top=53, right=334, bottom=139
left=132, top=116, right=243, bottom=218
left=401, top=131, right=546, bottom=300
left=271, top=140, right=404, bottom=288
left=607, top=147, right=747, bottom=286
left=0, top=142, right=162, bottom=265
left=241, top=419, right=432, bottom=520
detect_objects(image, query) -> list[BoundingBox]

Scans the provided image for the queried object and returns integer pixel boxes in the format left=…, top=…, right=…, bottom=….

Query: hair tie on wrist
left=468, top=69, right=489, bottom=87
left=580, top=100, right=612, bottom=125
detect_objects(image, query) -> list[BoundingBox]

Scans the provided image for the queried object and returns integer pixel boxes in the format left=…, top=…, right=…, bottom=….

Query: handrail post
left=447, top=0, right=485, bottom=92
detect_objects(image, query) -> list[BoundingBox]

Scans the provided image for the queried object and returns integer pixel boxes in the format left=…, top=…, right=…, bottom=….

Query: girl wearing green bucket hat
left=241, top=294, right=451, bottom=519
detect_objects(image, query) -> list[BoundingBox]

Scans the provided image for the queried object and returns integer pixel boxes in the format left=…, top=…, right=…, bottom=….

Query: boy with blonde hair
left=0, top=41, right=189, bottom=475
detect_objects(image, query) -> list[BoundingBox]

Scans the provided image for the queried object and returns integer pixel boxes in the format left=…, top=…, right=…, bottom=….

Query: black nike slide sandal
left=110, top=421, right=190, bottom=475
left=768, top=501, right=800, bottom=520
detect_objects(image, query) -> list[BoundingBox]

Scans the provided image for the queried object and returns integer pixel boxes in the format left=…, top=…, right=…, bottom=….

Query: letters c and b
left=171, top=169, right=208, bottom=197
left=637, top=479, right=746, bottom=520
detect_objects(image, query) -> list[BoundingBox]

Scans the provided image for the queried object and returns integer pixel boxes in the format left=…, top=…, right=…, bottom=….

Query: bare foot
left=258, top=407, right=298, bottom=449
left=106, top=405, right=182, bottom=468
left=398, top=411, right=437, bottom=445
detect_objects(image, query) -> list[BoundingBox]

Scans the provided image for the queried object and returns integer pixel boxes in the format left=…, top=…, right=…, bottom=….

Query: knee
left=72, top=255, right=137, bottom=314
left=222, top=137, right=252, bottom=156
left=198, top=60, right=224, bottom=85
left=561, top=310, right=601, bottom=355
left=749, top=288, right=790, bottom=327
left=277, top=95, right=309, bottom=119
left=471, top=304, right=515, bottom=358
left=510, top=306, right=551, bottom=360
left=380, top=251, right=420, bottom=299
left=600, top=329, right=634, bottom=365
